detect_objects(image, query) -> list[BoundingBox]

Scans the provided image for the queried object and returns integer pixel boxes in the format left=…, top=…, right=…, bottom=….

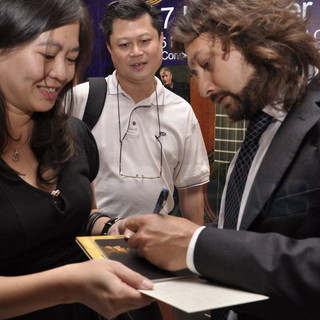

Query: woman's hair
left=100, top=0, right=163, bottom=45
left=0, top=0, right=93, bottom=185
left=172, top=0, right=320, bottom=111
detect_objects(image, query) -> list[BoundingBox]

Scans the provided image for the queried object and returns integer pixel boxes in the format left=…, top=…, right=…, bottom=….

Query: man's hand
left=125, top=214, right=200, bottom=271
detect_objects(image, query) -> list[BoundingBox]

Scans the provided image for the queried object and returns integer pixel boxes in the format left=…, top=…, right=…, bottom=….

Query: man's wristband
left=101, top=218, right=119, bottom=235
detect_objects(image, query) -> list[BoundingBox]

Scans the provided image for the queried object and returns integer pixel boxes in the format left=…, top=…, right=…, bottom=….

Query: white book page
left=140, top=276, right=268, bottom=313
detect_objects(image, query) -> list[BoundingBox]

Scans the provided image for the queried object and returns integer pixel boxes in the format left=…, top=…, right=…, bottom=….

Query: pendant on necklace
left=12, top=149, right=20, bottom=162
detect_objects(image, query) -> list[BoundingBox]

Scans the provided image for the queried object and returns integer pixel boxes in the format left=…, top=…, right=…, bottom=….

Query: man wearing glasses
left=72, top=0, right=210, bottom=230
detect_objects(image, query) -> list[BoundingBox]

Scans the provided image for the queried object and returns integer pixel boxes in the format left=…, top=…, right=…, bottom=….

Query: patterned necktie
left=223, top=110, right=273, bottom=229
left=211, top=111, right=272, bottom=320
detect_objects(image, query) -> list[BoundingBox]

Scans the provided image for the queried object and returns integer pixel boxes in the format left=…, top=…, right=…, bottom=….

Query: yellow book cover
left=76, top=235, right=190, bottom=280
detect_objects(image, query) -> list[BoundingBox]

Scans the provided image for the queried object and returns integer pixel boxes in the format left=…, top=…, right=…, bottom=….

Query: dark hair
left=100, top=0, right=163, bottom=45
left=0, top=0, right=93, bottom=185
left=172, top=0, right=320, bottom=111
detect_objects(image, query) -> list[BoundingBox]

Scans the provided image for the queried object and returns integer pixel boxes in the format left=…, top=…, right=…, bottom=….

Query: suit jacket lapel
left=240, top=87, right=320, bottom=229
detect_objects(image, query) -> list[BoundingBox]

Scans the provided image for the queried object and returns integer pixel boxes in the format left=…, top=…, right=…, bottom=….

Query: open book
left=76, top=235, right=268, bottom=313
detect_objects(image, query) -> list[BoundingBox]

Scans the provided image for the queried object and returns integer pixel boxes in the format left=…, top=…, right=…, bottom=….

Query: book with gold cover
left=76, top=235, right=189, bottom=280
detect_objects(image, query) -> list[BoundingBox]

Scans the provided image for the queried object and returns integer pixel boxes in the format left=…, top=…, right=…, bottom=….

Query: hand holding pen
left=124, top=188, right=169, bottom=239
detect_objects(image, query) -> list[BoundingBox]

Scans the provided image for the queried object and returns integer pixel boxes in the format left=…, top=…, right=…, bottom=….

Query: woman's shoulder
left=68, top=116, right=99, bottom=181
left=68, top=115, right=88, bottom=131
left=68, top=116, right=97, bottom=150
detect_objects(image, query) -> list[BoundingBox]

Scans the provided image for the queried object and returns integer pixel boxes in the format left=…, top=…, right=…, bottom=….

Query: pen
left=153, top=188, right=169, bottom=213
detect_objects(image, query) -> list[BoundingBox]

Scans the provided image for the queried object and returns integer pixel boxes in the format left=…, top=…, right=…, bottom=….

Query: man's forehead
left=185, top=34, right=217, bottom=64
left=110, top=19, right=157, bottom=44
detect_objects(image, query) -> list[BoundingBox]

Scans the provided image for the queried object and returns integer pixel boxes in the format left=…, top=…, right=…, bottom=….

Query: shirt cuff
left=186, top=226, right=206, bottom=274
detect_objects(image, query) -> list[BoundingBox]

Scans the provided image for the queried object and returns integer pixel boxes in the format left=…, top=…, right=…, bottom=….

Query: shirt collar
left=108, top=71, right=165, bottom=107
left=262, top=104, right=287, bottom=122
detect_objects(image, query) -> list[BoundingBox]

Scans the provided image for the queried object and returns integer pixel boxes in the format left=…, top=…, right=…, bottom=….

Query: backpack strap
left=82, top=77, right=107, bottom=130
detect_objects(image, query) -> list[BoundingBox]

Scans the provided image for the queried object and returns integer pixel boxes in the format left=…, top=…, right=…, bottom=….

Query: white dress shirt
left=187, top=105, right=287, bottom=272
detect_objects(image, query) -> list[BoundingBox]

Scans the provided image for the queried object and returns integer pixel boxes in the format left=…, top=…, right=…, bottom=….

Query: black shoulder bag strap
left=82, top=77, right=107, bottom=130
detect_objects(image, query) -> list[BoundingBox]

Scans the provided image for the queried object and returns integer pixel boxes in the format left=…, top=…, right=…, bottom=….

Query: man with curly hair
left=125, top=0, right=320, bottom=319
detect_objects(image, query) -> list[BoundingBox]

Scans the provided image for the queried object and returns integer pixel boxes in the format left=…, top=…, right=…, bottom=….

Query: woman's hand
left=66, top=259, right=154, bottom=319
left=0, top=259, right=154, bottom=320
left=108, top=218, right=128, bottom=235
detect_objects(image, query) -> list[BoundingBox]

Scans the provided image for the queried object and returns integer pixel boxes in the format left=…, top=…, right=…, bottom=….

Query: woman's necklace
left=12, top=138, right=29, bottom=162
left=12, top=149, right=20, bottom=162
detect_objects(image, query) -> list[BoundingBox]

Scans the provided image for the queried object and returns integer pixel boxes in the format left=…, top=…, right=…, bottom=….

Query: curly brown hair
left=172, top=0, right=320, bottom=111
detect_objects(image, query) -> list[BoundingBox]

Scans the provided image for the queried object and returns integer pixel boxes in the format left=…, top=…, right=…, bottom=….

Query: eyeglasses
left=117, top=83, right=164, bottom=179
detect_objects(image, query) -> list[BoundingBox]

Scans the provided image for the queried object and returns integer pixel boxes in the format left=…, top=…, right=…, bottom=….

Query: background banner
left=83, top=0, right=320, bottom=79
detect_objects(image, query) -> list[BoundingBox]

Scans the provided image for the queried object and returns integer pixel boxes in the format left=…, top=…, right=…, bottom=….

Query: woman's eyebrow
left=38, top=40, right=80, bottom=52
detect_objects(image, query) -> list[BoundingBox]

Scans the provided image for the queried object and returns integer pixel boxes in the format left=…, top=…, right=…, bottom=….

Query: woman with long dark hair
left=0, top=0, right=153, bottom=319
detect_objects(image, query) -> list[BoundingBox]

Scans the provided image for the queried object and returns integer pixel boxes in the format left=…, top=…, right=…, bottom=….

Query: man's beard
left=210, top=73, right=263, bottom=122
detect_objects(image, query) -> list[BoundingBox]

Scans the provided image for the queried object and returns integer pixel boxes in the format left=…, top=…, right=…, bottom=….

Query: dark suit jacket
left=194, top=85, right=320, bottom=320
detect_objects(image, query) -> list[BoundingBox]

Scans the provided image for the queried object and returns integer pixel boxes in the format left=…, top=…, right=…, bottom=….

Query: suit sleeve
left=194, top=226, right=320, bottom=318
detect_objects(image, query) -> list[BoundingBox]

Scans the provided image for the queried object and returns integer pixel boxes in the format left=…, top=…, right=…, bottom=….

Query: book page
left=140, top=276, right=268, bottom=313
